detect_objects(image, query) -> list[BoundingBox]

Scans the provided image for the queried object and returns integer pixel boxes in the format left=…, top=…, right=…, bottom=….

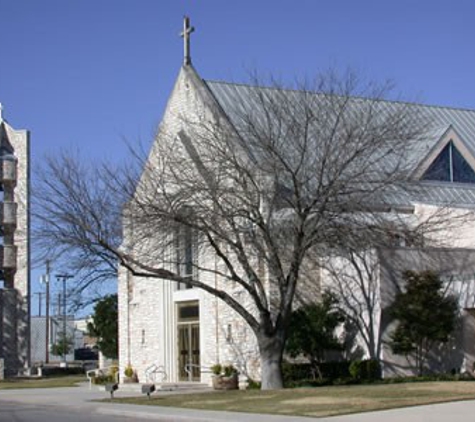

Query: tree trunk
left=416, top=342, right=423, bottom=376
left=258, top=332, right=285, bottom=390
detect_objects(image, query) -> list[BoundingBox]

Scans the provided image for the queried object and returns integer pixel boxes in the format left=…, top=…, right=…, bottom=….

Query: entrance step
left=118, top=382, right=211, bottom=393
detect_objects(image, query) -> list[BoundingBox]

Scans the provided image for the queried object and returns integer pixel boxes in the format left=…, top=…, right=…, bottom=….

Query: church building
left=118, top=19, right=475, bottom=384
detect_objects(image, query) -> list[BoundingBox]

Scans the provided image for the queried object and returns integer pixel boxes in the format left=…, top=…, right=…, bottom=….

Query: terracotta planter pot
left=212, top=374, right=239, bottom=390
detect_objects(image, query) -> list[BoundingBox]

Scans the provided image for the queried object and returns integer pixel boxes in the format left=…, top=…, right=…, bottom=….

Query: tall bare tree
left=35, top=70, right=430, bottom=389
left=33, top=153, right=129, bottom=309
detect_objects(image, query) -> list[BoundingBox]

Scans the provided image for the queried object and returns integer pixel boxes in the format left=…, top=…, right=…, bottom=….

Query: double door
left=177, top=301, right=200, bottom=381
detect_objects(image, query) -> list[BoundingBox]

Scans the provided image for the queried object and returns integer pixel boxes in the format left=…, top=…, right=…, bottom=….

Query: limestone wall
left=0, top=120, right=30, bottom=374
left=0, top=288, right=28, bottom=376
left=119, top=65, right=303, bottom=385
left=378, top=247, right=475, bottom=377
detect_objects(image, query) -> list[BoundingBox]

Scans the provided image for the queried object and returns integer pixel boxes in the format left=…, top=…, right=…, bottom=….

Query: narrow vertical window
left=176, top=224, right=194, bottom=290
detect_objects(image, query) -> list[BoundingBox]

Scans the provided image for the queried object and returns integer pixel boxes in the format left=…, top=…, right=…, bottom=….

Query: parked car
left=74, top=347, right=98, bottom=361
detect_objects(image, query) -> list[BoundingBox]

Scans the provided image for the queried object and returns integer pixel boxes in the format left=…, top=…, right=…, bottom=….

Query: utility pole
left=56, top=293, right=62, bottom=316
left=46, top=260, right=50, bottom=363
left=40, top=260, right=51, bottom=363
left=34, top=293, right=44, bottom=316
left=56, top=274, right=73, bottom=367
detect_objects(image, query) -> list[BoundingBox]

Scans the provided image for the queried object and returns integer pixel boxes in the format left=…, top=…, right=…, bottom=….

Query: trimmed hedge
left=283, top=361, right=351, bottom=385
left=349, top=359, right=381, bottom=381
left=255, top=361, right=472, bottom=389
left=283, top=360, right=382, bottom=387
left=91, top=374, right=117, bottom=385
left=383, top=373, right=475, bottom=383
left=40, top=366, right=85, bottom=377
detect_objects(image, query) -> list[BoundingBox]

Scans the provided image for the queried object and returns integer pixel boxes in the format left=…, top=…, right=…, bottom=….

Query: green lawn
left=0, top=375, right=85, bottom=389
left=111, top=381, right=475, bottom=418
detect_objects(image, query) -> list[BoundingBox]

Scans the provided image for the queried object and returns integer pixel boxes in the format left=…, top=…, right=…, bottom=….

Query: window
left=422, top=141, right=475, bottom=183
left=175, top=224, right=195, bottom=289
left=387, top=230, right=424, bottom=248
left=177, top=302, right=199, bottom=321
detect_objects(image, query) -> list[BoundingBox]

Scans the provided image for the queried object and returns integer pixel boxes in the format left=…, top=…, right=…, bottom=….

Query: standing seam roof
left=204, top=79, right=475, bottom=208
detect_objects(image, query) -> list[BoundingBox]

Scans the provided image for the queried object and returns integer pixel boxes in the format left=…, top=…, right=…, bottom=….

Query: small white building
left=30, top=316, right=76, bottom=364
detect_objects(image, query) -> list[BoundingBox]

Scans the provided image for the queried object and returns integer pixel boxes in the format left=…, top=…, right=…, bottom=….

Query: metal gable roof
left=204, top=79, right=475, bottom=208
left=206, top=80, right=475, bottom=153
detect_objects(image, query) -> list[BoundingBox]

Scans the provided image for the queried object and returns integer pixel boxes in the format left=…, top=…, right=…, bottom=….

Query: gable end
left=413, top=126, right=475, bottom=184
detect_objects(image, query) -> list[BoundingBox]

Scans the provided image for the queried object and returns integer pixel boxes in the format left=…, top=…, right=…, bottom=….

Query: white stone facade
left=118, top=263, right=261, bottom=384
left=118, top=66, right=261, bottom=385
left=322, top=204, right=475, bottom=377
left=0, top=113, right=31, bottom=376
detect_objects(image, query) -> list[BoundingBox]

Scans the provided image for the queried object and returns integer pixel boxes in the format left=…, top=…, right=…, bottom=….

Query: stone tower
left=0, top=105, right=30, bottom=378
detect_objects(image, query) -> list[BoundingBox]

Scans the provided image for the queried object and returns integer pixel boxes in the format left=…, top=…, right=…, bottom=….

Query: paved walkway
left=1, top=383, right=475, bottom=421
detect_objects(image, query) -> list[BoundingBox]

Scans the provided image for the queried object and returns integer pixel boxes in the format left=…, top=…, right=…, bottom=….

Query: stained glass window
left=422, top=141, right=475, bottom=183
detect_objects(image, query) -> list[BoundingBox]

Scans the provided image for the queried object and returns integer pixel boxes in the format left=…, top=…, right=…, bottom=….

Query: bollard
left=105, top=383, right=118, bottom=399
left=141, top=384, right=156, bottom=399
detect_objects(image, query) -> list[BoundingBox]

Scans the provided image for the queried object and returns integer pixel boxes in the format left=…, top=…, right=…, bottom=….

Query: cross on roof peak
left=180, top=16, right=195, bottom=66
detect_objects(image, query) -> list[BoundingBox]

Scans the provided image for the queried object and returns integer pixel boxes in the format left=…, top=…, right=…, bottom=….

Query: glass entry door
left=177, top=301, right=200, bottom=381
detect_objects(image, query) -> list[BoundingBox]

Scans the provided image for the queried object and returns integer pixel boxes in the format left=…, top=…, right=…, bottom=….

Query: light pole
left=39, top=260, right=51, bottom=363
left=34, top=293, right=43, bottom=316
left=55, top=273, right=73, bottom=367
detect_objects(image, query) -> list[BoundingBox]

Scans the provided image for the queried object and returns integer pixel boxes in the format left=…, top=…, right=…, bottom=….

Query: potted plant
left=211, top=364, right=239, bottom=390
left=123, top=364, right=138, bottom=383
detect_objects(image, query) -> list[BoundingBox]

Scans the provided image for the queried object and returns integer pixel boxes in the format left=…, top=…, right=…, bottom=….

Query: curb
left=95, top=406, right=215, bottom=421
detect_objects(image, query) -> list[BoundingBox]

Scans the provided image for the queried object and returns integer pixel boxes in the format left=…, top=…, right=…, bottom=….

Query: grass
left=0, top=375, right=85, bottom=389
left=110, top=381, right=475, bottom=418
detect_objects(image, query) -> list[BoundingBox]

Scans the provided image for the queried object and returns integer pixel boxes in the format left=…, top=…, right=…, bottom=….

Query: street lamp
left=39, top=261, right=51, bottom=363
left=55, top=273, right=73, bottom=367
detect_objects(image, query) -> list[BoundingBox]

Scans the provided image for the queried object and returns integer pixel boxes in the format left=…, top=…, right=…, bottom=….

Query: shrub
left=282, top=362, right=312, bottom=383
left=124, top=364, right=134, bottom=378
left=282, top=361, right=351, bottom=384
left=366, top=359, right=382, bottom=380
left=285, top=378, right=332, bottom=388
left=211, top=364, right=222, bottom=376
left=285, top=293, right=345, bottom=367
left=41, top=366, right=85, bottom=376
left=332, top=377, right=360, bottom=386
left=383, top=373, right=475, bottom=384
left=246, top=378, right=261, bottom=390
left=389, top=270, right=458, bottom=376
left=50, top=337, right=73, bottom=357
left=223, top=365, right=238, bottom=377
left=349, top=360, right=362, bottom=379
left=349, top=359, right=381, bottom=381
left=92, top=374, right=116, bottom=385
left=319, top=361, right=351, bottom=379
left=110, top=366, right=119, bottom=380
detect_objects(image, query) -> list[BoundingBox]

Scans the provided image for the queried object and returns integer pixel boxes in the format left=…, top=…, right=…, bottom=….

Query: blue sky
left=1, top=0, right=475, bottom=315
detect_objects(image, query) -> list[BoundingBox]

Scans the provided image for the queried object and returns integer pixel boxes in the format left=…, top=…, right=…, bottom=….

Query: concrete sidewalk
left=1, top=383, right=475, bottom=421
